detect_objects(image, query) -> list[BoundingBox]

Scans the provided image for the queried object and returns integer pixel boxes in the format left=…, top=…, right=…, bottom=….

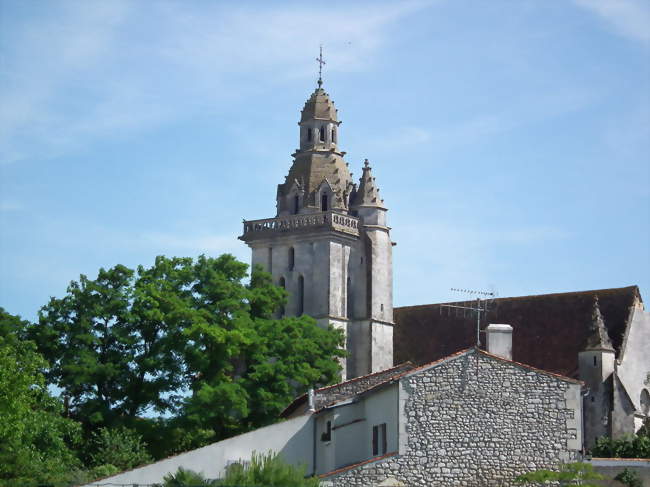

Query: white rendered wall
left=83, top=415, right=314, bottom=485
left=314, top=384, right=398, bottom=476
left=617, top=307, right=650, bottom=415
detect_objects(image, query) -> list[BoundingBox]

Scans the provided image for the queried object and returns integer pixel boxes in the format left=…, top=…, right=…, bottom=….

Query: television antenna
left=441, top=288, right=497, bottom=348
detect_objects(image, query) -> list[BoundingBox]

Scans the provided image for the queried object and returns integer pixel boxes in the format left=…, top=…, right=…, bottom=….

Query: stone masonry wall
left=323, top=351, right=581, bottom=487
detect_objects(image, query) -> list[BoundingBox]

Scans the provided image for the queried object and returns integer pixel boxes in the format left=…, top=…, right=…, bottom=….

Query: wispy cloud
left=574, top=0, right=650, bottom=44
left=0, top=1, right=430, bottom=165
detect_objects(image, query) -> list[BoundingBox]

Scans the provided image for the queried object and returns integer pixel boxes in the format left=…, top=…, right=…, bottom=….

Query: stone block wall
left=323, top=351, right=582, bottom=486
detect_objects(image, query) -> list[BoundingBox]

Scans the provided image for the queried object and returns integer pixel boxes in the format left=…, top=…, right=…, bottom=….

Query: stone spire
left=276, top=84, right=352, bottom=216
left=585, top=296, right=614, bottom=351
left=300, top=88, right=338, bottom=123
left=351, top=159, right=385, bottom=209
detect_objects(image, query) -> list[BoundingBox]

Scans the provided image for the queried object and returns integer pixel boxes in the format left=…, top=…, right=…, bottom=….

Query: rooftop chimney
left=486, top=324, right=513, bottom=360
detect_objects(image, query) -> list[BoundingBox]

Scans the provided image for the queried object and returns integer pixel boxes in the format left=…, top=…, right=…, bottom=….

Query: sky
left=1, top=0, right=649, bottom=322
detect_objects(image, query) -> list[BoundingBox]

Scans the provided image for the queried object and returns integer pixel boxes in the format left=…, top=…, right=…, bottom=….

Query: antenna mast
left=442, top=288, right=497, bottom=347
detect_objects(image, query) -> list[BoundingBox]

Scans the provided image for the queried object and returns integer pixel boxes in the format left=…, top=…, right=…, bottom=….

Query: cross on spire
left=316, top=45, right=326, bottom=88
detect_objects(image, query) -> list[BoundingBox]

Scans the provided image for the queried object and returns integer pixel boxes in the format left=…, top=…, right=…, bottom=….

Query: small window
left=372, top=423, right=387, bottom=456
left=331, top=128, right=336, bottom=143
left=288, top=247, right=295, bottom=271
left=593, top=356, right=597, bottom=367
left=591, top=396, right=595, bottom=403
left=307, top=128, right=312, bottom=142
left=267, top=247, right=273, bottom=272
left=319, top=126, right=325, bottom=142
left=321, top=420, right=332, bottom=442
left=293, top=195, right=299, bottom=214
left=321, top=193, right=328, bottom=212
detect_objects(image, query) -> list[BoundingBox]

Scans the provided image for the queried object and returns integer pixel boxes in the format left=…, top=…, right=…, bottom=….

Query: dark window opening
left=298, top=275, right=305, bottom=315
left=591, top=396, right=595, bottom=402
left=293, top=195, right=299, bottom=214
left=593, top=356, right=597, bottom=367
left=321, top=420, right=332, bottom=442
left=331, top=128, right=336, bottom=143
left=267, top=247, right=273, bottom=272
left=307, top=128, right=312, bottom=142
left=288, top=247, right=295, bottom=271
left=372, top=423, right=387, bottom=456
left=319, top=126, right=325, bottom=142
left=321, top=193, right=328, bottom=212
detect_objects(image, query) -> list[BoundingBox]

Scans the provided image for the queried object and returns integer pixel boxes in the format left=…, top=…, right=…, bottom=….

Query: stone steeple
left=585, top=296, right=614, bottom=351
left=276, top=86, right=354, bottom=216
left=240, top=81, right=394, bottom=381
left=351, top=159, right=385, bottom=209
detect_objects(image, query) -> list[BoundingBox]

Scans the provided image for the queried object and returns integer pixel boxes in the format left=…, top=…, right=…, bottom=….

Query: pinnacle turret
left=351, top=159, right=385, bottom=209
left=585, top=296, right=614, bottom=351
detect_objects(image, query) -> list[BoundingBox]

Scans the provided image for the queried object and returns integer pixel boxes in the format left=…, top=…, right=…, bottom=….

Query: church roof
left=300, top=87, right=338, bottom=123
left=394, top=285, right=641, bottom=379
left=351, top=159, right=385, bottom=209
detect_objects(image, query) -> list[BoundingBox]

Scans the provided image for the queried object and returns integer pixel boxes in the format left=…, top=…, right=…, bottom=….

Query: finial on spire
left=363, top=158, right=370, bottom=168
left=316, top=45, right=326, bottom=88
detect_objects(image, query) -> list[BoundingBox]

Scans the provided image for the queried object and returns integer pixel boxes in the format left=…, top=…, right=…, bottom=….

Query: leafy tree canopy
left=0, top=308, right=81, bottom=485
left=30, top=254, right=345, bottom=448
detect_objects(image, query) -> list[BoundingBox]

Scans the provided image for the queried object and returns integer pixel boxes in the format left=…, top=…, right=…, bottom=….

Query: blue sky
left=1, top=0, right=648, bottom=322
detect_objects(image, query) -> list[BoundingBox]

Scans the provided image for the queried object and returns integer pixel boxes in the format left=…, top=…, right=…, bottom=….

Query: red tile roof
left=394, top=286, right=641, bottom=378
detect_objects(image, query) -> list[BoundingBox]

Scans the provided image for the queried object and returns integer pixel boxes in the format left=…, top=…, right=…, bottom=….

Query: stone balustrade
left=241, top=211, right=360, bottom=239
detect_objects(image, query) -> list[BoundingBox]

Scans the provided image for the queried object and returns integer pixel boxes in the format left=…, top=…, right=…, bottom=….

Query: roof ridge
left=395, top=285, right=641, bottom=310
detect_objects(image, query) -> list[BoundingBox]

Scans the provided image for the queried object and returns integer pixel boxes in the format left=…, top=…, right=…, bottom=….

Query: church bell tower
left=239, top=73, right=394, bottom=381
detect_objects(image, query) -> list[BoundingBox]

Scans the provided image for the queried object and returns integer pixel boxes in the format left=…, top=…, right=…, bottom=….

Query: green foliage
left=163, top=467, right=218, bottom=487
left=614, top=468, right=642, bottom=487
left=219, top=451, right=319, bottom=487
left=515, top=462, right=604, bottom=486
left=30, top=254, right=344, bottom=455
left=0, top=308, right=82, bottom=486
left=590, top=434, right=650, bottom=459
left=88, top=426, right=152, bottom=471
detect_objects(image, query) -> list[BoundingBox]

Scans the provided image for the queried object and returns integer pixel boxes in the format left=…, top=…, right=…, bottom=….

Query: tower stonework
left=239, top=85, right=394, bottom=380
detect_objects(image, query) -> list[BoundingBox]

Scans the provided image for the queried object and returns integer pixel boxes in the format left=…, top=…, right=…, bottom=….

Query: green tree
left=30, top=254, right=345, bottom=453
left=515, top=462, right=604, bottom=486
left=0, top=308, right=82, bottom=485
left=219, top=451, right=319, bottom=487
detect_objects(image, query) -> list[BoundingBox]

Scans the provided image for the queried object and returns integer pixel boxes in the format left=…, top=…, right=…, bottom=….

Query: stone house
left=87, top=336, right=583, bottom=486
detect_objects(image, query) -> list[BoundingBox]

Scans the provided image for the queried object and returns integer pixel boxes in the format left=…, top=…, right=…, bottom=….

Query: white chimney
left=486, top=324, right=513, bottom=360
left=308, top=388, right=315, bottom=412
